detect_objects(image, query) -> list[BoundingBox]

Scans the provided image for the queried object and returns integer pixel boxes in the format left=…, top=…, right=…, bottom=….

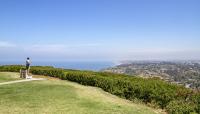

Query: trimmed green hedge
left=166, top=100, right=196, bottom=114
left=0, top=65, right=24, bottom=72
left=0, top=65, right=199, bottom=114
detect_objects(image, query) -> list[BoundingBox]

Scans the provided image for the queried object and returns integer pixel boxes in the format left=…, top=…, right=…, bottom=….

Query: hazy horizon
left=0, top=0, right=200, bottom=62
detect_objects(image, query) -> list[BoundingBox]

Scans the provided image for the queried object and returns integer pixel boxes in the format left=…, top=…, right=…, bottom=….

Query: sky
left=0, top=0, right=200, bottom=62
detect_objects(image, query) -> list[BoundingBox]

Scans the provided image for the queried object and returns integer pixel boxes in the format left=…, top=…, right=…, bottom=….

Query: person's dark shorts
left=26, top=65, right=30, bottom=70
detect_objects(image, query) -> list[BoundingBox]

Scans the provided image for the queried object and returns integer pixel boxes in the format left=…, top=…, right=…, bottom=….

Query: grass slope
left=0, top=72, right=162, bottom=114
left=0, top=72, right=21, bottom=83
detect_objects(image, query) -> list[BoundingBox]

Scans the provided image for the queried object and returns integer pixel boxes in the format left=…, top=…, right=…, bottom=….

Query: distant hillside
left=103, top=61, right=200, bottom=89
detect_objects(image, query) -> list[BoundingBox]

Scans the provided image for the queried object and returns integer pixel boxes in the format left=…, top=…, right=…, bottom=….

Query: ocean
left=0, top=61, right=115, bottom=71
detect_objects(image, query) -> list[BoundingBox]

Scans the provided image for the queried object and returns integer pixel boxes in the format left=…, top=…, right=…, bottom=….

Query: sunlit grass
left=0, top=72, right=21, bottom=83
left=0, top=72, right=162, bottom=114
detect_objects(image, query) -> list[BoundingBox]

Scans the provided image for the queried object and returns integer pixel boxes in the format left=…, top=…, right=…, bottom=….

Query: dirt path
left=0, top=78, right=46, bottom=85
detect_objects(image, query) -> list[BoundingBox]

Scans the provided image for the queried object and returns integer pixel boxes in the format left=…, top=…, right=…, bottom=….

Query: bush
left=196, top=95, right=200, bottom=114
left=191, top=93, right=200, bottom=113
left=0, top=65, right=23, bottom=72
left=166, top=100, right=195, bottom=114
left=30, top=67, right=65, bottom=78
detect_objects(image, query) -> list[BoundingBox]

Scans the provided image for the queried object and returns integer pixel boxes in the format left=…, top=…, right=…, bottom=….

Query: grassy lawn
left=0, top=72, right=21, bottom=83
left=0, top=72, right=163, bottom=114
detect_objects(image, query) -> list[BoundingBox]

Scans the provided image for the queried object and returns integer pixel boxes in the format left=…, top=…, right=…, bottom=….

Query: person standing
left=26, top=57, right=31, bottom=76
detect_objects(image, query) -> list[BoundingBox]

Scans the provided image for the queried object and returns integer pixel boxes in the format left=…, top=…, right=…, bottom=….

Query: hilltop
left=0, top=72, right=161, bottom=114
left=104, top=61, right=200, bottom=89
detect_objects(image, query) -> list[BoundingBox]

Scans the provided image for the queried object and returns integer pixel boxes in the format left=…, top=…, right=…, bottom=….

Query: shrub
left=166, top=100, right=195, bottom=114
left=0, top=65, right=23, bottom=72
left=191, top=93, right=200, bottom=113
left=30, top=67, right=65, bottom=78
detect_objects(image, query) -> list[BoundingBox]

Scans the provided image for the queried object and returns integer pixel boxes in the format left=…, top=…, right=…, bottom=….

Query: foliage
left=0, top=65, right=23, bottom=72
left=191, top=93, right=200, bottom=113
left=166, top=100, right=195, bottom=114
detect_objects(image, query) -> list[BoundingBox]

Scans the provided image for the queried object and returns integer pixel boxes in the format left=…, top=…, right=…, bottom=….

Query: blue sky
left=0, top=0, right=200, bottom=61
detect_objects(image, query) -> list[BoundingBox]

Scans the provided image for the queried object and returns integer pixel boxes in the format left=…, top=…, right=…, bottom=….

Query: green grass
left=0, top=72, right=162, bottom=114
left=0, top=72, right=21, bottom=83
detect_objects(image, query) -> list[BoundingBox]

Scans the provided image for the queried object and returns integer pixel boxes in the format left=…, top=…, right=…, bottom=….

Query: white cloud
left=0, top=41, right=16, bottom=48
left=67, top=43, right=101, bottom=48
left=23, top=43, right=101, bottom=53
left=30, top=44, right=67, bottom=52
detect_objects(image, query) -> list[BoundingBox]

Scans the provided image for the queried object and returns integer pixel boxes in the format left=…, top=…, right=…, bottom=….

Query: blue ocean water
left=0, top=61, right=115, bottom=71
